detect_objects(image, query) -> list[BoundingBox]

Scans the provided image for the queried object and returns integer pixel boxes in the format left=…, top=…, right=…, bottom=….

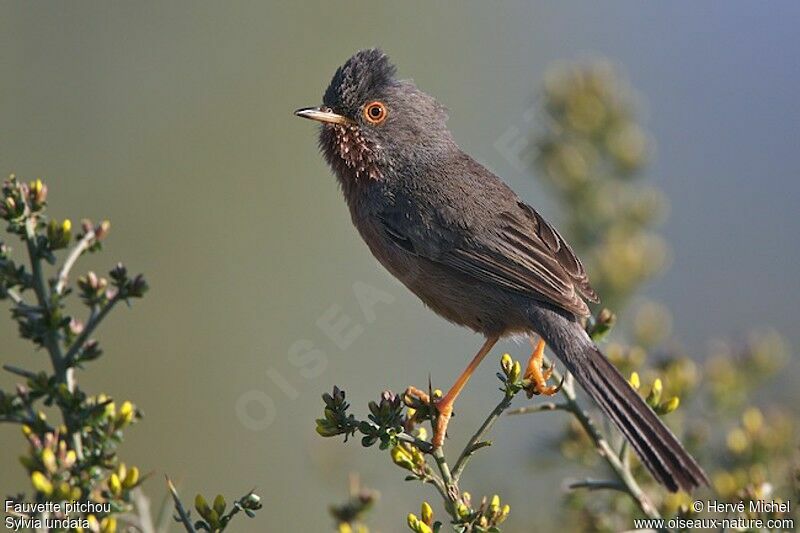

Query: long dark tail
left=531, top=306, right=709, bottom=493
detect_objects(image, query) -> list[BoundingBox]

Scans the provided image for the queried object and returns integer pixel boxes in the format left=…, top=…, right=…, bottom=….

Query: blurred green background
left=2, top=2, right=798, bottom=531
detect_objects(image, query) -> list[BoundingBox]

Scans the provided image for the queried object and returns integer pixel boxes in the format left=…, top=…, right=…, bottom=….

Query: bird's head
left=295, top=49, right=452, bottom=184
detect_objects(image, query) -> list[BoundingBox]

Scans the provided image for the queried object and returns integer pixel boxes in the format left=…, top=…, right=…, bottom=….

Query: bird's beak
left=294, top=107, right=353, bottom=125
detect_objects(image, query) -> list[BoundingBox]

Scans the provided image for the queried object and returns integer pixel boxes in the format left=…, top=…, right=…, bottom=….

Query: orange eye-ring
left=363, top=101, right=387, bottom=124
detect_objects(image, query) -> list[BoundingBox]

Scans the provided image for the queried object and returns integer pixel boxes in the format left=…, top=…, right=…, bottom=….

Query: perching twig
left=452, top=390, right=515, bottom=482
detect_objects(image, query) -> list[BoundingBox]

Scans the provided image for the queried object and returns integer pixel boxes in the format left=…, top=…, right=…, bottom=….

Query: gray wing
left=378, top=199, right=598, bottom=317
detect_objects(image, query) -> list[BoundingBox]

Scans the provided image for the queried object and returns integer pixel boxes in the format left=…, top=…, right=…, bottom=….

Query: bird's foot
left=523, top=337, right=563, bottom=398
left=403, top=385, right=450, bottom=449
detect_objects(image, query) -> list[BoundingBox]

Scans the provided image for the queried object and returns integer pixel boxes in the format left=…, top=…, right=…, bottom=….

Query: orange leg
left=523, top=337, right=562, bottom=398
left=407, top=335, right=500, bottom=449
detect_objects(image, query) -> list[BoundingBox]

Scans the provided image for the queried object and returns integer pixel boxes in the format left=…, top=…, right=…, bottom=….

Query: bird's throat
left=320, top=124, right=383, bottom=183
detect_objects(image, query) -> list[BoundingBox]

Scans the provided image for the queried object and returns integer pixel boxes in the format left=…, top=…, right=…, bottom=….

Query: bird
left=295, top=49, right=709, bottom=493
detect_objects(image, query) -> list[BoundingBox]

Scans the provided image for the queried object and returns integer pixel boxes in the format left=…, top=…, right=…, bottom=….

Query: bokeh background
left=2, top=2, right=798, bottom=531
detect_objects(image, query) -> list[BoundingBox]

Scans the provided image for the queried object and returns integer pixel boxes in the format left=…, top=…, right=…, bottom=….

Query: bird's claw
left=524, top=337, right=563, bottom=398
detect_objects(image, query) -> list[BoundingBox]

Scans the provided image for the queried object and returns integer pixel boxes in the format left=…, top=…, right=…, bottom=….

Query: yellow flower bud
left=456, top=503, right=470, bottom=518
left=108, top=473, right=122, bottom=496
left=195, top=494, right=211, bottom=519
left=206, top=509, right=220, bottom=528
left=96, top=220, right=111, bottom=240
left=31, top=471, right=53, bottom=496
left=117, top=401, right=135, bottom=426
left=646, top=378, right=662, bottom=407
left=213, top=494, right=226, bottom=515
left=415, top=426, right=427, bottom=442
left=41, top=448, right=57, bottom=473
left=391, top=446, right=416, bottom=471
left=509, top=360, right=522, bottom=383
left=501, top=353, right=513, bottom=374
left=421, top=501, right=433, bottom=525
left=123, top=466, right=140, bottom=488
left=100, top=516, right=117, bottom=533
left=629, top=371, right=640, bottom=391
left=659, top=396, right=680, bottom=414
left=338, top=524, right=353, bottom=533
left=56, top=481, right=71, bottom=499
left=21, top=425, right=32, bottom=438
left=490, top=494, right=500, bottom=514
left=117, top=463, right=127, bottom=481
left=407, top=513, right=419, bottom=530
left=64, top=450, right=77, bottom=469
left=498, top=504, right=511, bottom=524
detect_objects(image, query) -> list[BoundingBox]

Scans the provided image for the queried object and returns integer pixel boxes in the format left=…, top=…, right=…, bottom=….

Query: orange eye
left=363, top=101, right=387, bottom=124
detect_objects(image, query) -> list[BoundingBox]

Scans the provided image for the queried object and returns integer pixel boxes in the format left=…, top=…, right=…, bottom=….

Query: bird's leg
left=426, top=335, right=500, bottom=449
left=523, top=336, right=563, bottom=398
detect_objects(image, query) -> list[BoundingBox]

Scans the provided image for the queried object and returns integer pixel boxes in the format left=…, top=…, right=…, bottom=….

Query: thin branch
left=0, top=414, right=34, bottom=425
left=54, top=229, right=95, bottom=295
left=430, top=444, right=460, bottom=517
left=165, top=476, right=196, bottom=533
left=3, top=364, right=38, bottom=380
left=568, top=478, right=628, bottom=492
left=452, top=391, right=515, bottom=482
left=63, top=297, right=120, bottom=366
left=506, top=401, right=568, bottom=416
left=24, top=218, right=51, bottom=314
left=431, top=446, right=454, bottom=489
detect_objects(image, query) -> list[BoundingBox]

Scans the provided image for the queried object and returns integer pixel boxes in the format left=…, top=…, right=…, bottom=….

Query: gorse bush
left=1, top=175, right=261, bottom=532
